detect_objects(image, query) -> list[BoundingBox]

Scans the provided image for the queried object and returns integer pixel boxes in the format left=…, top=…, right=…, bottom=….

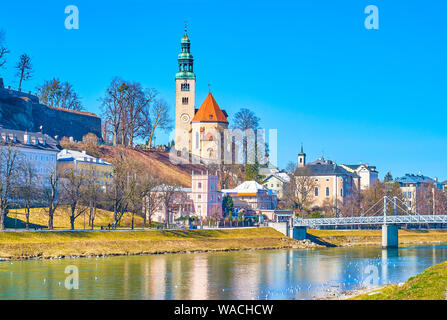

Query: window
left=211, top=195, right=214, bottom=201
left=340, top=188, right=343, bottom=197
left=182, top=97, right=188, bottom=105
left=211, top=183, right=214, bottom=190
left=181, top=83, right=190, bottom=91
left=314, top=187, right=319, bottom=197
left=314, top=179, right=319, bottom=182
left=408, top=192, right=412, bottom=198
left=195, top=132, right=199, bottom=149
left=198, top=182, right=202, bottom=189
left=326, top=187, right=330, bottom=197
left=198, top=194, right=201, bottom=200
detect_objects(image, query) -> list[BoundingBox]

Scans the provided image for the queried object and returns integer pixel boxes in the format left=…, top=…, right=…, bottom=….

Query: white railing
left=293, top=215, right=447, bottom=227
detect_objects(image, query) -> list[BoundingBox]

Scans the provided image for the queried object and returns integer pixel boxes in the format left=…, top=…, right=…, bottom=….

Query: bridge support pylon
left=292, top=226, right=307, bottom=240
left=382, top=225, right=398, bottom=248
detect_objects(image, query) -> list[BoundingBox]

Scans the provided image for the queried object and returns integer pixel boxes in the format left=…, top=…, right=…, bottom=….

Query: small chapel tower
left=298, top=144, right=306, bottom=168
left=175, top=23, right=196, bottom=154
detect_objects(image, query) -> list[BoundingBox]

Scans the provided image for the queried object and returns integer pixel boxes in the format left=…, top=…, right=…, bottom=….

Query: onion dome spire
left=176, top=22, right=195, bottom=79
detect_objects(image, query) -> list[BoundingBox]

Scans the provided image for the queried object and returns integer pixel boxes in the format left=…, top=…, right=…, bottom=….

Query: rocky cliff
left=0, top=87, right=101, bottom=141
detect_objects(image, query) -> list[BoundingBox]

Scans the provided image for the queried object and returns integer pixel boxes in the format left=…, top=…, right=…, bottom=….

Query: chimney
left=24, top=132, right=29, bottom=144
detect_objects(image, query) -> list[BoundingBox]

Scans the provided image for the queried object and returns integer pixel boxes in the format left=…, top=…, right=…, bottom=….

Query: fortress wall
left=0, top=87, right=101, bottom=141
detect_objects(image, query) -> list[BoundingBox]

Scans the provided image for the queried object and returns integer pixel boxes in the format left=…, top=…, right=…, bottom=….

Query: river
left=1, top=243, right=447, bottom=299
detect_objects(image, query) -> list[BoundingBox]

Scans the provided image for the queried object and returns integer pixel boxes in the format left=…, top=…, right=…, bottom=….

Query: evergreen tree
left=222, top=195, right=234, bottom=217
left=384, top=172, right=393, bottom=182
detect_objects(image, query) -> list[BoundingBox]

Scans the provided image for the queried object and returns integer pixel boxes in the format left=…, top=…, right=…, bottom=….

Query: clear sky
left=0, top=0, right=446, bottom=180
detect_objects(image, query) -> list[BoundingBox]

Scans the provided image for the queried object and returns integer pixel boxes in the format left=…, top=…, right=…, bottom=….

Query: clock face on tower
left=180, top=113, right=190, bottom=123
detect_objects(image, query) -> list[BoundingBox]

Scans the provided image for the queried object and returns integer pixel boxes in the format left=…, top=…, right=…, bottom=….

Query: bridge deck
left=293, top=215, right=447, bottom=227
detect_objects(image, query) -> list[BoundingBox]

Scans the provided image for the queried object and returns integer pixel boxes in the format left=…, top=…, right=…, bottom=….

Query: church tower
left=175, top=24, right=196, bottom=154
left=298, top=144, right=306, bottom=168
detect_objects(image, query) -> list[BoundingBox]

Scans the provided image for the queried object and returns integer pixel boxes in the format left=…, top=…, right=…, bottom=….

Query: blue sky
left=0, top=0, right=446, bottom=180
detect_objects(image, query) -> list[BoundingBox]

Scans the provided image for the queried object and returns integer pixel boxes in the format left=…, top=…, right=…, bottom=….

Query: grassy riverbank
left=0, top=227, right=311, bottom=260
left=308, top=229, right=447, bottom=247
left=351, top=260, right=447, bottom=300
left=7, top=206, right=144, bottom=229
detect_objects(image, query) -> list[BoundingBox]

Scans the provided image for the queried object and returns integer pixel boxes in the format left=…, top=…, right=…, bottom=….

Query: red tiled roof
left=192, top=93, right=228, bottom=123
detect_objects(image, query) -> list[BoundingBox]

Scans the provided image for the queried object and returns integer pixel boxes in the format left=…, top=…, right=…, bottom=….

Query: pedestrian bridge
left=282, top=196, right=446, bottom=248
left=293, top=214, right=447, bottom=228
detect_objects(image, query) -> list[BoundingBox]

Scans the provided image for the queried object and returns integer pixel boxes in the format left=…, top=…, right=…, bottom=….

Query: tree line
left=0, top=143, right=198, bottom=231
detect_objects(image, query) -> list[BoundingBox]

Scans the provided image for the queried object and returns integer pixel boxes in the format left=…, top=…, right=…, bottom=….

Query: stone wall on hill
left=0, top=87, right=101, bottom=141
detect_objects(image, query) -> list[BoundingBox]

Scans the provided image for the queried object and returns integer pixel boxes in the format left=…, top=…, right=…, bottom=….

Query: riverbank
left=308, top=229, right=447, bottom=247
left=0, top=227, right=318, bottom=261
left=350, top=260, right=447, bottom=300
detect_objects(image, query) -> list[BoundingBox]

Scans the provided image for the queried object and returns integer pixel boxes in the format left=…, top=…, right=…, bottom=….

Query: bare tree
left=60, top=169, right=88, bottom=230
left=104, top=152, right=134, bottom=228
left=16, top=53, right=33, bottom=92
left=288, top=166, right=317, bottom=215
left=17, top=158, right=38, bottom=229
left=101, top=77, right=127, bottom=146
left=42, top=169, right=60, bottom=230
left=157, top=183, right=181, bottom=228
left=36, top=78, right=83, bottom=111
left=0, top=30, right=9, bottom=72
left=126, top=170, right=144, bottom=230
left=0, top=144, right=20, bottom=230
left=231, top=108, right=260, bottom=165
left=141, top=173, right=161, bottom=228
left=101, top=78, right=158, bottom=147
left=83, top=168, right=103, bottom=229
left=123, top=83, right=156, bottom=147
left=147, top=99, right=172, bottom=148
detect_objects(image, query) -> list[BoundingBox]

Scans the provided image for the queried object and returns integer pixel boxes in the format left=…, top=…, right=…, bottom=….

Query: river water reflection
left=1, top=244, right=447, bottom=299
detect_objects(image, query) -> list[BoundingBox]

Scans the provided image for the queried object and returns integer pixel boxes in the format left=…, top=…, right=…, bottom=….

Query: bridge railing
left=293, top=215, right=447, bottom=227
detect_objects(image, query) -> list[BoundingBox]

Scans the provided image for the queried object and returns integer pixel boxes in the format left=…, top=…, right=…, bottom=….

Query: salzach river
left=1, top=244, right=447, bottom=300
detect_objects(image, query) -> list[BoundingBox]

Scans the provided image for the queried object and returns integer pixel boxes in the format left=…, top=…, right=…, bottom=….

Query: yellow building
left=57, top=149, right=114, bottom=186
